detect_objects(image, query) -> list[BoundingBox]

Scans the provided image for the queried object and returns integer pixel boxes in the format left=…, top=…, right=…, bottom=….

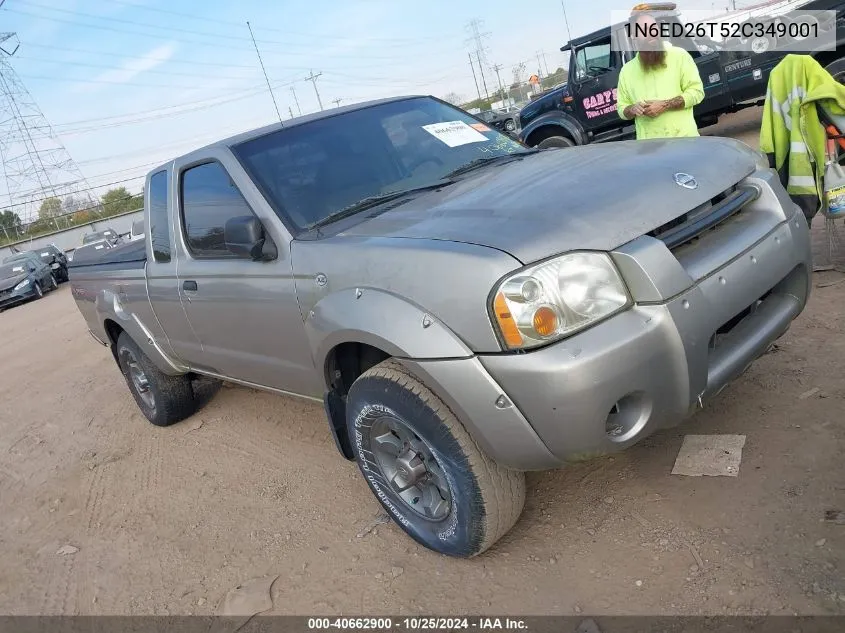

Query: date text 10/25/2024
left=308, top=618, right=528, bottom=630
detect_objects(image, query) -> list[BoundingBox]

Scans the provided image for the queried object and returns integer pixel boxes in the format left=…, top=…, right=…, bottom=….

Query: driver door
left=570, top=36, right=625, bottom=135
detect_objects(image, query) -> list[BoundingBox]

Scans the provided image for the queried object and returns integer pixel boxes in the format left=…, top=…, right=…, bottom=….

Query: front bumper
left=0, top=285, right=37, bottom=310
left=403, top=170, right=813, bottom=470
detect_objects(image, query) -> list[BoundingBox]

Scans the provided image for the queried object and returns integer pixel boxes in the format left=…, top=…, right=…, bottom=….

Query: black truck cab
left=517, top=0, right=845, bottom=148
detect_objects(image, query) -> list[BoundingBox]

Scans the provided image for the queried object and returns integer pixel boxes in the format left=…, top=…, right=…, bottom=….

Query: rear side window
left=149, top=170, right=171, bottom=263
left=180, top=161, right=256, bottom=259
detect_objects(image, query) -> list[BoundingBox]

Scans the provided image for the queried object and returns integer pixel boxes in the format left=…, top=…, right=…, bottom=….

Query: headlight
left=491, top=252, right=631, bottom=350
left=14, top=279, right=30, bottom=291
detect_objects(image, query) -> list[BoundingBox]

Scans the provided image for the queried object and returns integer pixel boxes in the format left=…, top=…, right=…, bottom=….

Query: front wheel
left=504, top=119, right=516, bottom=132
left=32, top=282, right=43, bottom=299
left=115, top=332, right=197, bottom=427
left=346, top=359, right=526, bottom=558
left=537, top=135, right=575, bottom=149
left=49, top=273, right=58, bottom=290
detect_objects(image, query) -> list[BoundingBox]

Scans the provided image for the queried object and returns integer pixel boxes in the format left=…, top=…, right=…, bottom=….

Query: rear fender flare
left=99, top=287, right=188, bottom=376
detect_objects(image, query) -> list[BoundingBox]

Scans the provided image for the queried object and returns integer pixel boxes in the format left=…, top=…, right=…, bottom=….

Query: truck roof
left=148, top=95, right=427, bottom=176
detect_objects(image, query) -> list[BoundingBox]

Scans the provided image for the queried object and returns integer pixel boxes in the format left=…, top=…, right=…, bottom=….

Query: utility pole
left=304, top=70, right=323, bottom=111
left=468, top=53, right=482, bottom=102
left=541, top=51, right=550, bottom=76
left=536, top=51, right=544, bottom=79
left=492, top=63, right=504, bottom=98
left=290, top=85, right=302, bottom=116
left=331, top=97, right=342, bottom=108
left=465, top=19, right=490, bottom=101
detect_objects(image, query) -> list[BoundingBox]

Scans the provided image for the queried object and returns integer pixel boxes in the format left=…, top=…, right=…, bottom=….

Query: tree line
left=0, top=186, right=143, bottom=246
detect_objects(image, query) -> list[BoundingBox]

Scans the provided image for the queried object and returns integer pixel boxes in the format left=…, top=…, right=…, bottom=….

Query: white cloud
left=72, top=42, right=178, bottom=92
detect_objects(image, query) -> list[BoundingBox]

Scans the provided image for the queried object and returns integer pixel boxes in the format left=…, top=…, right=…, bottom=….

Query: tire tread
left=359, top=359, right=525, bottom=556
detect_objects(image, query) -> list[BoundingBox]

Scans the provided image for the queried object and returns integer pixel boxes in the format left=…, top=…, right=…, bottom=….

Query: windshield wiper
left=309, top=179, right=455, bottom=231
left=444, top=151, right=537, bottom=179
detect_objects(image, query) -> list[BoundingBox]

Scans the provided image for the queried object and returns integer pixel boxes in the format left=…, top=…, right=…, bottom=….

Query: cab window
left=574, top=40, right=619, bottom=81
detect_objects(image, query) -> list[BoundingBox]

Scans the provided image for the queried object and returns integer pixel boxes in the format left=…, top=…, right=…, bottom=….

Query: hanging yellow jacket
left=760, top=54, right=845, bottom=222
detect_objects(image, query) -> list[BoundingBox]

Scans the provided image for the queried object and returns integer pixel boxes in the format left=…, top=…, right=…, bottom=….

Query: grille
left=649, top=184, right=759, bottom=251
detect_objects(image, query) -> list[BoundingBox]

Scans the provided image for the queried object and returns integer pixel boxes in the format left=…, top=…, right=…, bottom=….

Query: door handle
left=183, top=280, right=198, bottom=291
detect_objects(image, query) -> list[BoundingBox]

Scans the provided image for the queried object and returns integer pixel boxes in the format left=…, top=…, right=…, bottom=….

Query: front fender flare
left=520, top=112, right=586, bottom=146
left=305, top=287, right=474, bottom=375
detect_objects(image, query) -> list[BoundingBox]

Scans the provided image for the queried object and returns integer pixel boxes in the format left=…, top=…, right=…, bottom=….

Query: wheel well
left=816, top=51, right=845, bottom=71
left=322, top=342, right=391, bottom=461
left=103, top=319, right=124, bottom=364
left=325, top=342, right=391, bottom=396
left=525, top=125, right=573, bottom=148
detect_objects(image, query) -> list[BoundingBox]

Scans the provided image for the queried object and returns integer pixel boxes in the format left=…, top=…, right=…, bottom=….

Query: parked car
left=0, top=254, right=58, bottom=311
left=129, top=218, right=145, bottom=242
left=5, top=244, right=70, bottom=282
left=518, top=0, right=845, bottom=148
left=82, top=228, right=122, bottom=247
left=68, top=94, right=812, bottom=558
left=478, top=107, right=519, bottom=133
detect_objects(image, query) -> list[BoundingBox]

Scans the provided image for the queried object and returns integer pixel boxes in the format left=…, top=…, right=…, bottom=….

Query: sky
left=0, top=0, right=740, bottom=222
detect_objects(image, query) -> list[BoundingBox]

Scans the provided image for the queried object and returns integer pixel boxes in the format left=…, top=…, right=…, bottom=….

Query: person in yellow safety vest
left=616, top=10, right=705, bottom=139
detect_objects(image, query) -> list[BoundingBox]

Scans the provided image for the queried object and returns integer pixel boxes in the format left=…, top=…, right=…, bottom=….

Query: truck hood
left=338, top=136, right=759, bottom=264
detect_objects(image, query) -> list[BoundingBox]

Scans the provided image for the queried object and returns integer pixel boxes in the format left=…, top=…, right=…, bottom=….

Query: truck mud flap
left=324, top=390, right=355, bottom=460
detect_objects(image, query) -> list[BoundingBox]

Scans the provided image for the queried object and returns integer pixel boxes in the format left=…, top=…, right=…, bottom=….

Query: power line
left=89, top=0, right=451, bottom=46
left=4, top=5, right=461, bottom=61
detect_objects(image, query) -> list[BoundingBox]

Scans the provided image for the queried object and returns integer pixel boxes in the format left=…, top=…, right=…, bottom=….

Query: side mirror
left=224, top=215, right=277, bottom=261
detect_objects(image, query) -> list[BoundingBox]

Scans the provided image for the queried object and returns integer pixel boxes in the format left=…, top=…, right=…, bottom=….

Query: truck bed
left=68, top=239, right=147, bottom=274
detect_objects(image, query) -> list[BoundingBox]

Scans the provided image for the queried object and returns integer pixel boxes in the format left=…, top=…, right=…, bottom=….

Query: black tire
left=346, top=359, right=526, bottom=558
left=537, top=134, right=575, bottom=149
left=32, top=282, right=43, bottom=299
left=115, top=331, right=196, bottom=427
left=504, top=118, right=516, bottom=132
left=49, top=273, right=58, bottom=290
left=825, top=58, right=845, bottom=85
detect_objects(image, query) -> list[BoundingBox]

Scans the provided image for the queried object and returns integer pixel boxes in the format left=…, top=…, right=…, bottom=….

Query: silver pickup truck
left=69, top=95, right=813, bottom=558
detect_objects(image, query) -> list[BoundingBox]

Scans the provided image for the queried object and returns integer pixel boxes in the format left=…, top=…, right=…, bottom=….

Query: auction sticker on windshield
left=422, top=120, right=488, bottom=147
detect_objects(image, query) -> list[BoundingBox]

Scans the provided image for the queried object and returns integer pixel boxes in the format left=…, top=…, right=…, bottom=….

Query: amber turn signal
left=493, top=292, right=523, bottom=348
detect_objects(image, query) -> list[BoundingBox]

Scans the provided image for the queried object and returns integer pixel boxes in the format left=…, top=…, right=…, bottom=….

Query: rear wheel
left=504, top=118, right=516, bottom=132
left=346, top=359, right=526, bottom=558
left=115, top=332, right=196, bottom=427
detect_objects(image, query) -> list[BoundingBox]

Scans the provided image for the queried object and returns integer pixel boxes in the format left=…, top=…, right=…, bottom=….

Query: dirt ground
left=1, top=110, right=844, bottom=616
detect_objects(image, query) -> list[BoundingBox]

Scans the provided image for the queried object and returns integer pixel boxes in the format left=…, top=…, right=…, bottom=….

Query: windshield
left=233, top=97, right=530, bottom=231
left=0, top=262, right=28, bottom=279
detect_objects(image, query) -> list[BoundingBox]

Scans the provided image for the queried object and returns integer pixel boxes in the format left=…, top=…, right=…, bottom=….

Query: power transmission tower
left=331, top=97, right=342, bottom=108
left=304, top=70, right=323, bottom=111
left=0, top=33, right=98, bottom=229
left=465, top=19, right=490, bottom=100
left=290, top=85, right=302, bottom=116
left=468, top=53, right=482, bottom=102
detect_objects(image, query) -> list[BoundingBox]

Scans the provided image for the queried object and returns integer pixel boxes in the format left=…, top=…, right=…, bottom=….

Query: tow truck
left=518, top=0, right=845, bottom=148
